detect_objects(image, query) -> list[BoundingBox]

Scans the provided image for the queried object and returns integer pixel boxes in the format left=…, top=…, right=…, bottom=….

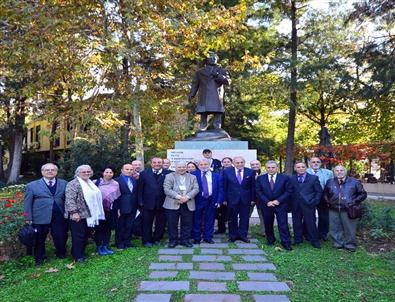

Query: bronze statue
left=188, top=52, right=231, bottom=131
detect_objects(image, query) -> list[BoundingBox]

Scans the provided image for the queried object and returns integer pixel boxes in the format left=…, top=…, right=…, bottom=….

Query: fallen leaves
left=30, top=273, right=41, bottom=279
left=65, top=263, right=75, bottom=270
left=45, top=267, right=59, bottom=273
left=275, top=246, right=284, bottom=252
left=0, top=275, right=5, bottom=280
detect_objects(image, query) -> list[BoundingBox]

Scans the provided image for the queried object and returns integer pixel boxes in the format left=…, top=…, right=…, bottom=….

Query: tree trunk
left=0, top=141, right=4, bottom=180
left=122, top=112, right=131, bottom=154
left=285, top=0, right=298, bottom=175
left=133, top=99, right=144, bottom=162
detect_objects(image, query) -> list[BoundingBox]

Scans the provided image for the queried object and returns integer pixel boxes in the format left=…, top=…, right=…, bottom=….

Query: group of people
left=23, top=149, right=367, bottom=265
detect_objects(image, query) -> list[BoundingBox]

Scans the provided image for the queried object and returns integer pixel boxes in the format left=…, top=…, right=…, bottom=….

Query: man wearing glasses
left=306, top=157, right=333, bottom=241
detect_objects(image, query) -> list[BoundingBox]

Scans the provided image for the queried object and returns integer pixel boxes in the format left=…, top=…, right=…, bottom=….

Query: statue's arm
left=214, top=69, right=231, bottom=86
left=188, top=72, right=199, bottom=100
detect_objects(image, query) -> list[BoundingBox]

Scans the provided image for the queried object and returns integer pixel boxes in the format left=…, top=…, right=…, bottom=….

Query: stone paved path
left=136, top=234, right=291, bottom=302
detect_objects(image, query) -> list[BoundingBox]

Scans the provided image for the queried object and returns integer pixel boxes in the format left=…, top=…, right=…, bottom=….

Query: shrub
left=0, top=189, right=26, bottom=242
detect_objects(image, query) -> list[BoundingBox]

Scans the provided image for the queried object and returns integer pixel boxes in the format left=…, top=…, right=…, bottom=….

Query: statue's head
left=206, top=52, right=219, bottom=65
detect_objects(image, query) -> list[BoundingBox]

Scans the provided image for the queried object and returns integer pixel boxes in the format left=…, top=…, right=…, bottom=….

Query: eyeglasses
left=311, top=161, right=321, bottom=163
left=80, top=171, right=91, bottom=174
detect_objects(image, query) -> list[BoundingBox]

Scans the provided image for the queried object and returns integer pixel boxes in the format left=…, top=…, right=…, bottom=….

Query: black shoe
left=144, top=242, right=153, bottom=248
left=153, top=241, right=161, bottom=246
left=56, top=254, right=66, bottom=259
left=345, top=247, right=356, bottom=252
left=124, top=242, right=134, bottom=248
left=168, top=242, right=177, bottom=248
left=193, top=239, right=201, bottom=244
left=228, top=237, right=237, bottom=243
left=267, top=240, right=275, bottom=246
left=239, top=237, right=250, bottom=243
left=293, top=240, right=303, bottom=245
left=312, top=242, right=321, bottom=249
left=116, top=244, right=125, bottom=250
left=214, top=230, right=225, bottom=234
left=76, top=258, right=86, bottom=263
left=180, top=241, right=193, bottom=248
left=203, top=239, right=215, bottom=244
left=281, top=243, right=293, bottom=251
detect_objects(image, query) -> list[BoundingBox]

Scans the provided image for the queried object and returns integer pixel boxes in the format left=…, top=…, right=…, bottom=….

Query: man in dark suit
left=290, top=162, right=323, bottom=248
left=192, top=159, right=224, bottom=244
left=256, top=160, right=293, bottom=250
left=138, top=157, right=171, bottom=247
left=113, top=163, right=138, bottom=249
left=223, top=156, right=255, bottom=243
left=24, top=163, right=68, bottom=265
left=203, top=149, right=222, bottom=172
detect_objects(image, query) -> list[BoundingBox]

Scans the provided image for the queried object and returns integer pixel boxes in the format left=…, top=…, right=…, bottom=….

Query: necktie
left=298, top=176, right=303, bottom=183
left=237, top=169, right=242, bottom=184
left=270, top=175, right=275, bottom=190
left=202, top=172, right=209, bottom=198
left=127, top=177, right=134, bottom=192
left=314, top=170, right=318, bottom=175
left=48, top=180, right=53, bottom=187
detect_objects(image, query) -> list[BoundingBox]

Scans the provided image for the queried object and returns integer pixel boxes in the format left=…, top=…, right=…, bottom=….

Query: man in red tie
left=256, top=160, right=293, bottom=250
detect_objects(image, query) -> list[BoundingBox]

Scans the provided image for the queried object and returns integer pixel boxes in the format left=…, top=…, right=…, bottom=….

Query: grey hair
left=74, top=164, right=92, bottom=178
left=233, top=156, right=245, bottom=162
left=265, top=160, right=278, bottom=167
left=198, top=158, right=210, bottom=165
left=175, top=161, right=188, bottom=167
left=41, top=163, right=58, bottom=172
left=334, top=165, right=347, bottom=174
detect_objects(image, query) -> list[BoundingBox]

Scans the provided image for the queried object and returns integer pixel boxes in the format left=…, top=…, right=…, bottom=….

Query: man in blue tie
left=113, top=163, right=138, bottom=249
left=306, top=157, right=333, bottom=241
left=290, top=162, right=322, bottom=248
left=223, top=156, right=255, bottom=242
left=24, top=163, right=68, bottom=265
left=256, top=160, right=293, bottom=250
left=192, top=159, right=223, bottom=244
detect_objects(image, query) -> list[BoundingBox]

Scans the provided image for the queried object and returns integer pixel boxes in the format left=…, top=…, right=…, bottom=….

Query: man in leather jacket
left=324, top=165, right=367, bottom=251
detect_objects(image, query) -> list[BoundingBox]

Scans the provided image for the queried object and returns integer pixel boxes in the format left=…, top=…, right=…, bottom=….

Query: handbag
left=346, top=203, right=363, bottom=219
left=18, top=224, right=37, bottom=247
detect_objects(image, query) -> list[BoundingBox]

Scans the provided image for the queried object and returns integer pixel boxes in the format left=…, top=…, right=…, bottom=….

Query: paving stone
left=237, top=281, right=290, bottom=292
left=198, top=243, right=229, bottom=248
left=253, top=295, right=291, bottom=302
left=192, top=255, right=232, bottom=262
left=136, top=293, right=172, bottom=302
left=235, top=243, right=259, bottom=248
left=149, top=271, right=178, bottom=278
left=250, top=238, right=259, bottom=243
left=228, top=249, right=266, bottom=255
left=247, top=272, right=277, bottom=281
left=199, top=262, right=225, bottom=270
left=149, top=262, right=193, bottom=270
left=197, top=281, right=227, bottom=291
left=200, top=248, right=223, bottom=255
left=232, top=263, right=276, bottom=271
left=158, top=255, right=183, bottom=262
left=158, top=249, right=193, bottom=255
left=183, top=294, right=241, bottom=302
left=241, top=255, right=267, bottom=262
left=139, top=281, right=189, bottom=291
left=189, top=271, right=235, bottom=280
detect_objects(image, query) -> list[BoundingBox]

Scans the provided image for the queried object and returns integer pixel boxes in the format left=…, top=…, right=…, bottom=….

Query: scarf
left=96, top=178, right=121, bottom=211
left=77, top=176, right=105, bottom=227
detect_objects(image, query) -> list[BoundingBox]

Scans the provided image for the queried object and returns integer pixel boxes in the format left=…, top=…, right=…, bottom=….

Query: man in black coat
left=138, top=157, right=171, bottom=247
left=290, top=162, right=323, bottom=248
left=202, top=149, right=222, bottom=172
left=113, top=163, right=138, bottom=249
left=256, top=160, right=293, bottom=250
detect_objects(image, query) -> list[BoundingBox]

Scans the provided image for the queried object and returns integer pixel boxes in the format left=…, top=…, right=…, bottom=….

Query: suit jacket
left=189, top=64, right=230, bottom=113
left=255, top=173, right=293, bottom=210
left=24, top=178, right=67, bottom=224
left=211, top=158, right=222, bottom=172
left=192, top=170, right=224, bottom=209
left=223, top=167, right=255, bottom=206
left=113, top=175, right=138, bottom=214
left=290, top=174, right=322, bottom=211
left=138, top=169, right=172, bottom=210
left=163, top=172, right=199, bottom=211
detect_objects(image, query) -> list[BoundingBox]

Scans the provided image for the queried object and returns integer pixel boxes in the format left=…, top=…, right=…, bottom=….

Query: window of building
left=35, top=125, right=40, bottom=143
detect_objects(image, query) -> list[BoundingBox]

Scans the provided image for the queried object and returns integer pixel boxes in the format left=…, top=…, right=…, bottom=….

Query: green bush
left=359, top=200, right=395, bottom=239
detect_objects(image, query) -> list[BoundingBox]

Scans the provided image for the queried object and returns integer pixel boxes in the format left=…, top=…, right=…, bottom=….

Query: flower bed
left=0, top=185, right=27, bottom=261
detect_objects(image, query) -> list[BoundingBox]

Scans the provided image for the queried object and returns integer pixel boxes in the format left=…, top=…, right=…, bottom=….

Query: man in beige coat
left=163, top=161, right=200, bottom=248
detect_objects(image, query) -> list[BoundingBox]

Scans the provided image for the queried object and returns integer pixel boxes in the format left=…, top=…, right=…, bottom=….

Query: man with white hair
left=24, top=163, right=68, bottom=265
left=192, top=158, right=224, bottom=244
left=324, top=165, right=367, bottom=251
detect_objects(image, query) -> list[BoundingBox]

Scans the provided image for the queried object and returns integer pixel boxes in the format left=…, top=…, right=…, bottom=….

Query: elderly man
left=223, top=156, right=255, bottom=242
left=138, top=157, right=172, bottom=247
left=192, top=159, right=224, bottom=244
left=324, top=165, right=367, bottom=251
left=163, top=162, right=200, bottom=248
left=249, top=160, right=265, bottom=236
left=163, top=158, right=173, bottom=171
left=290, top=162, right=323, bottom=248
left=307, top=157, right=333, bottom=240
left=113, top=163, right=138, bottom=249
left=256, top=160, right=293, bottom=250
left=24, top=163, right=68, bottom=265
left=131, top=160, right=144, bottom=180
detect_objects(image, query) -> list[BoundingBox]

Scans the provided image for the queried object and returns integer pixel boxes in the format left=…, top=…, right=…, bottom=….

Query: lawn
left=0, top=200, right=394, bottom=302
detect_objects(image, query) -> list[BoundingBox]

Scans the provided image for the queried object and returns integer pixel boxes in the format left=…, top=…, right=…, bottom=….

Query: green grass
left=0, top=199, right=394, bottom=302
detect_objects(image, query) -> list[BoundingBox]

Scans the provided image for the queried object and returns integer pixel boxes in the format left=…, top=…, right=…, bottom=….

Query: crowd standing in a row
left=24, top=149, right=367, bottom=265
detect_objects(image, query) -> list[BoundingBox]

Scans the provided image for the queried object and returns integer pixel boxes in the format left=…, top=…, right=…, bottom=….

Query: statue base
left=185, top=129, right=231, bottom=141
